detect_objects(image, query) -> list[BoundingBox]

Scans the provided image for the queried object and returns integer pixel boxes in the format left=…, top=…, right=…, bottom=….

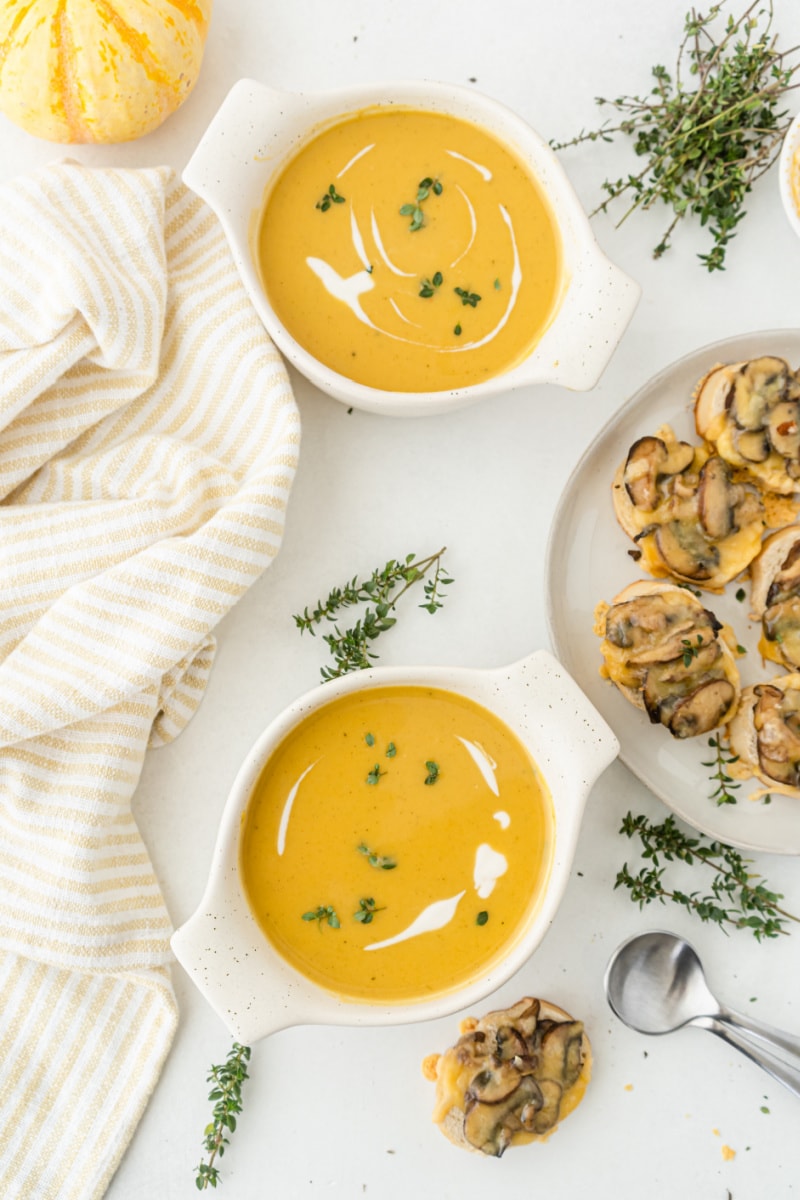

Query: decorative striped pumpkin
left=0, top=0, right=212, bottom=143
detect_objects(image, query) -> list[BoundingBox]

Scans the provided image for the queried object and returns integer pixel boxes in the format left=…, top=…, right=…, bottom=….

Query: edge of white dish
left=545, top=328, right=800, bottom=856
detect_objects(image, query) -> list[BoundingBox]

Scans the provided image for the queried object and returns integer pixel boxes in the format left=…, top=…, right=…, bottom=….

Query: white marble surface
left=4, top=1, right=800, bottom=1196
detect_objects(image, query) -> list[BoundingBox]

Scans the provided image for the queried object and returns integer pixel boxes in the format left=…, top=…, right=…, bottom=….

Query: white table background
left=3, top=1, right=800, bottom=1196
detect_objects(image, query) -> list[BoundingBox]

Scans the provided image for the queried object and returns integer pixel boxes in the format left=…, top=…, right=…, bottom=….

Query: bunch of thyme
left=552, top=1, right=800, bottom=269
left=616, top=811, right=799, bottom=939
left=294, top=548, right=453, bottom=680
left=195, top=1042, right=251, bottom=1189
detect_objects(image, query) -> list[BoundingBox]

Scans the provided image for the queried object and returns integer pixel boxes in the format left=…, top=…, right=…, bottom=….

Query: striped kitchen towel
left=0, top=162, right=300, bottom=1198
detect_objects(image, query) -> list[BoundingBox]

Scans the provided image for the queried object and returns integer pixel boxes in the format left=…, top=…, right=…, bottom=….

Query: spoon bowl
left=605, top=930, right=800, bottom=1099
left=605, top=929, right=719, bottom=1035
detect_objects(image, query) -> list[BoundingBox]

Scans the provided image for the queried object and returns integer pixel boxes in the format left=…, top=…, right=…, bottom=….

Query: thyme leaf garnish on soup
left=316, top=183, right=346, bottom=212
left=419, top=271, right=444, bottom=298
left=399, top=175, right=443, bottom=230
left=358, top=842, right=397, bottom=870
left=424, top=760, right=440, bottom=785
left=301, top=905, right=341, bottom=929
left=454, top=286, right=481, bottom=307
left=366, top=763, right=384, bottom=786
left=293, top=548, right=453, bottom=680
left=354, top=897, right=385, bottom=924
left=551, top=0, right=800, bottom=270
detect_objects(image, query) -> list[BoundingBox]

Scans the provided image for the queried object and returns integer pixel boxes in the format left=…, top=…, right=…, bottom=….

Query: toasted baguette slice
left=750, top=527, right=800, bottom=670
left=728, top=674, right=800, bottom=798
left=595, top=581, right=740, bottom=738
left=611, top=425, right=764, bottom=592
left=695, top=356, right=800, bottom=495
left=423, top=997, right=591, bottom=1156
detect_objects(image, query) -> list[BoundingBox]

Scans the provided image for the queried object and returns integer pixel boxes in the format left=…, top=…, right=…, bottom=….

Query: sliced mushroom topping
left=751, top=684, right=800, bottom=786
left=463, top=1075, right=545, bottom=1157
left=527, top=1078, right=563, bottom=1136
left=537, top=1020, right=586, bottom=1089
left=494, top=1025, right=529, bottom=1062
left=763, top=597, right=800, bottom=666
left=736, top=428, right=771, bottom=462
left=767, top=399, right=800, bottom=459
left=629, top=620, right=716, bottom=668
left=667, top=678, right=736, bottom=739
left=697, top=457, right=736, bottom=540
left=641, top=641, right=724, bottom=724
left=623, top=436, right=668, bottom=510
left=467, top=1061, right=522, bottom=1104
left=454, top=1031, right=490, bottom=1065
left=779, top=540, right=800, bottom=577
left=732, top=356, right=790, bottom=429
left=654, top=520, right=720, bottom=580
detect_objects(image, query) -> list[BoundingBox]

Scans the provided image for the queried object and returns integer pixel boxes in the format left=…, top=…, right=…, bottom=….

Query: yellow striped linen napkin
left=0, top=162, right=300, bottom=1198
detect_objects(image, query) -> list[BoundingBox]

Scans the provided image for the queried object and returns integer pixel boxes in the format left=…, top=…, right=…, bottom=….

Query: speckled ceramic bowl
left=171, top=649, right=618, bottom=1044
left=779, top=112, right=800, bottom=240
left=182, top=78, right=640, bottom=417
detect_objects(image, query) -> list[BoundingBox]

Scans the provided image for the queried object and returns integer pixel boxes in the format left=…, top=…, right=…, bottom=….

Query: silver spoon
left=605, top=930, right=800, bottom=1099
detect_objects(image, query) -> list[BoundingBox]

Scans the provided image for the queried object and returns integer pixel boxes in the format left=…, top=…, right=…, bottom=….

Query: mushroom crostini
left=612, top=424, right=765, bottom=591
left=750, top=525, right=800, bottom=670
left=728, top=674, right=800, bottom=798
left=422, top=997, right=591, bottom=1156
left=594, top=581, right=741, bottom=738
left=695, top=355, right=800, bottom=495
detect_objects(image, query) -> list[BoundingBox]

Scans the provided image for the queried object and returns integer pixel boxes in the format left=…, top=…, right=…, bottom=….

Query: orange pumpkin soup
left=239, top=685, right=554, bottom=1004
left=255, top=108, right=562, bottom=392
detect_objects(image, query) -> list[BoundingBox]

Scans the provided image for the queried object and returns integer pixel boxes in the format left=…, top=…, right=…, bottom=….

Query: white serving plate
left=546, top=329, right=800, bottom=855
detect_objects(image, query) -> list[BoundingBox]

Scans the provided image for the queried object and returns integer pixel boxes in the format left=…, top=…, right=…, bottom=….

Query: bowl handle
left=533, top=253, right=641, bottom=392
left=491, top=648, right=620, bottom=792
left=182, top=78, right=308, bottom=214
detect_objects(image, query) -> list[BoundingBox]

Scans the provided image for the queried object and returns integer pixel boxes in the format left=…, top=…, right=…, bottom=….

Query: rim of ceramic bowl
left=183, top=77, right=640, bottom=417
left=779, top=111, right=800, bottom=239
left=170, top=650, right=618, bottom=1041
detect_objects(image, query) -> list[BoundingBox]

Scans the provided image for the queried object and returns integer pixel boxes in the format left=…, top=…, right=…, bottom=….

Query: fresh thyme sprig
left=551, top=1, right=800, bottom=270
left=616, top=811, right=800, bottom=939
left=702, top=732, right=741, bottom=805
left=293, top=548, right=453, bottom=680
left=195, top=1042, right=251, bottom=1190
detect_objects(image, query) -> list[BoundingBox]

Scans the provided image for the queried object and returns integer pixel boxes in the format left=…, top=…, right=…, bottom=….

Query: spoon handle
left=699, top=1017, right=800, bottom=1100
left=720, top=1006, right=800, bottom=1062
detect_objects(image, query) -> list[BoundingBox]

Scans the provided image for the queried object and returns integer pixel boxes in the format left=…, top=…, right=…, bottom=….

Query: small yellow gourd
left=0, top=0, right=212, bottom=144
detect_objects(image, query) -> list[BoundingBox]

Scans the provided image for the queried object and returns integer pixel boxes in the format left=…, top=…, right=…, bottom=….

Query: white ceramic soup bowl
left=171, top=649, right=617, bottom=1044
left=182, top=78, right=640, bottom=417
